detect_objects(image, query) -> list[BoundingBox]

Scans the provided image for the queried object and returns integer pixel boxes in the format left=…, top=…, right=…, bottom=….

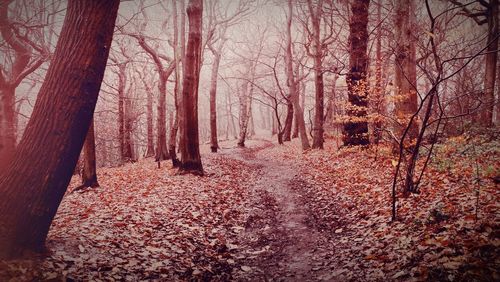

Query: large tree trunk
left=287, top=0, right=310, bottom=150
left=394, top=0, right=418, bottom=142
left=79, top=119, right=99, bottom=189
left=482, top=0, right=498, bottom=127
left=0, top=0, right=118, bottom=258
left=344, top=0, right=370, bottom=146
left=209, top=51, right=221, bottom=152
left=179, top=0, right=203, bottom=174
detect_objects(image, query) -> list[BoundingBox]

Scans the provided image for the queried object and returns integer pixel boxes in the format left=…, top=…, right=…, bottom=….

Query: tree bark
left=344, top=0, right=370, bottom=146
left=79, top=119, right=99, bottom=189
left=308, top=0, right=325, bottom=149
left=372, top=0, right=383, bottom=144
left=237, top=82, right=250, bottom=147
left=0, top=86, right=16, bottom=171
left=237, top=64, right=256, bottom=147
left=282, top=100, right=294, bottom=141
left=209, top=49, right=222, bottom=152
left=287, top=0, right=310, bottom=150
left=179, top=0, right=203, bottom=174
left=169, top=0, right=182, bottom=167
left=394, top=0, right=418, bottom=142
left=0, top=0, right=118, bottom=258
left=482, top=0, right=498, bottom=127
left=117, top=63, right=126, bottom=162
left=123, top=94, right=135, bottom=162
left=145, top=84, right=155, bottom=157
left=156, top=76, right=169, bottom=161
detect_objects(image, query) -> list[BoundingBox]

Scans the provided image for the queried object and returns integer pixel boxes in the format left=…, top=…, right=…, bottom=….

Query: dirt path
left=220, top=140, right=333, bottom=281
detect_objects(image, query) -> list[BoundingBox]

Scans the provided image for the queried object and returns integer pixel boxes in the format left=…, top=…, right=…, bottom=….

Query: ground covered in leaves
left=263, top=136, right=498, bottom=281
left=0, top=137, right=498, bottom=281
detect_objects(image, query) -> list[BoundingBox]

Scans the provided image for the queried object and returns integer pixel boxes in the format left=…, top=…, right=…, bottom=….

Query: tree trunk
left=179, top=0, right=203, bottom=174
left=237, top=65, right=256, bottom=147
left=209, top=51, right=221, bottom=152
left=227, top=93, right=238, bottom=139
left=309, top=0, right=325, bottom=149
left=123, top=96, right=134, bottom=162
left=287, top=0, right=310, bottom=150
left=117, top=64, right=126, bottom=162
left=145, top=87, right=155, bottom=157
left=282, top=100, right=293, bottom=141
left=292, top=106, right=299, bottom=138
left=394, top=0, right=418, bottom=142
left=237, top=86, right=249, bottom=147
left=156, top=76, right=169, bottom=161
left=248, top=107, right=255, bottom=137
left=79, top=119, right=99, bottom=189
left=344, top=0, right=370, bottom=146
left=482, top=0, right=498, bottom=127
left=372, top=0, right=383, bottom=144
left=0, top=86, right=16, bottom=171
left=170, top=0, right=182, bottom=167
left=0, top=0, right=118, bottom=258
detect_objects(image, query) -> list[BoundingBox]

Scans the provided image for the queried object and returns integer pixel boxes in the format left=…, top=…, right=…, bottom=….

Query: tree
left=137, top=67, right=155, bottom=158
left=343, top=0, right=370, bottom=146
left=305, top=0, right=326, bottom=149
left=394, top=0, right=418, bottom=143
left=109, top=52, right=134, bottom=163
left=179, top=0, right=203, bottom=175
left=206, top=0, right=252, bottom=152
left=129, top=36, right=176, bottom=163
left=0, top=0, right=119, bottom=258
left=0, top=0, right=49, bottom=171
left=450, top=0, right=499, bottom=127
left=169, top=0, right=184, bottom=167
left=371, top=0, right=385, bottom=144
left=286, top=0, right=310, bottom=150
left=75, top=119, right=100, bottom=191
left=237, top=61, right=258, bottom=147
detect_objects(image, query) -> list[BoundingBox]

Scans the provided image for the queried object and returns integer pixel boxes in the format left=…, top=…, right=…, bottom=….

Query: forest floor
left=0, top=136, right=498, bottom=281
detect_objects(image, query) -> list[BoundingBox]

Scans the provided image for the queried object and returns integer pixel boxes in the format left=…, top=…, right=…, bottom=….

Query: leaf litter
left=0, top=138, right=498, bottom=281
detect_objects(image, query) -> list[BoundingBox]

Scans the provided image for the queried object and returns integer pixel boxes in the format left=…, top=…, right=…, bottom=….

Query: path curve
left=220, top=139, right=332, bottom=281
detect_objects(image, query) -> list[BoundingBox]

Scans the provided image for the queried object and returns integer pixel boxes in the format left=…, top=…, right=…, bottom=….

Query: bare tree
left=286, top=0, right=310, bottom=150
left=179, top=0, right=203, bottom=174
left=306, top=0, right=326, bottom=149
left=75, top=119, right=100, bottom=191
left=0, top=0, right=119, bottom=258
left=137, top=66, right=155, bottom=158
left=0, top=0, right=50, bottom=171
left=449, top=0, right=499, bottom=127
left=206, top=0, right=252, bottom=152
